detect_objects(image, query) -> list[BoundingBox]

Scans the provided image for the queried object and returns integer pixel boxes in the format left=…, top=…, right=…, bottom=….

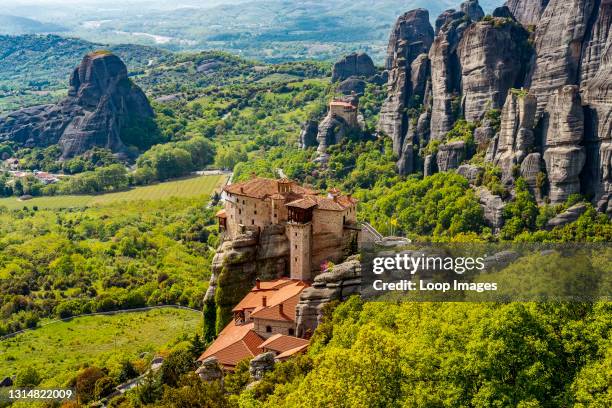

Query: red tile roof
left=275, top=343, right=309, bottom=361
left=198, top=322, right=264, bottom=368
left=249, top=282, right=307, bottom=321
left=286, top=194, right=357, bottom=212
left=330, top=100, right=356, bottom=109
left=259, top=334, right=310, bottom=354
left=224, top=177, right=318, bottom=199
left=232, top=278, right=297, bottom=312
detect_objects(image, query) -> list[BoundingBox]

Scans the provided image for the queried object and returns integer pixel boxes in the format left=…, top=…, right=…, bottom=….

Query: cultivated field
left=0, top=308, right=202, bottom=387
left=0, top=173, right=227, bottom=210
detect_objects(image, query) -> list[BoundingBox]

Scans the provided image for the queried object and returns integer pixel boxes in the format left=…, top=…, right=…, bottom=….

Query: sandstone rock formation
left=196, top=357, right=224, bottom=382
left=505, top=0, right=550, bottom=26
left=457, top=163, right=483, bottom=184
left=545, top=202, right=589, bottom=229
left=527, top=0, right=597, bottom=114
left=492, top=91, right=538, bottom=183
left=461, top=0, right=485, bottom=21
left=249, top=352, right=275, bottom=381
left=542, top=86, right=586, bottom=204
left=336, top=77, right=366, bottom=95
left=0, top=51, right=154, bottom=158
left=429, top=11, right=469, bottom=140
left=332, top=52, right=376, bottom=82
left=295, top=256, right=361, bottom=338
left=205, top=226, right=289, bottom=332
left=378, top=8, right=434, bottom=174
left=436, top=141, right=466, bottom=172
left=315, top=114, right=350, bottom=163
left=298, top=120, right=319, bottom=148
left=476, top=187, right=506, bottom=229
left=457, top=18, right=530, bottom=122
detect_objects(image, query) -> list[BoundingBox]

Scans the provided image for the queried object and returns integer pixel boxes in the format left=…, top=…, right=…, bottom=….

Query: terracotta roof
left=275, top=343, right=309, bottom=361
left=330, top=100, right=356, bottom=109
left=232, top=278, right=297, bottom=312
left=259, top=334, right=310, bottom=354
left=224, top=177, right=318, bottom=199
left=250, top=284, right=306, bottom=321
left=216, top=209, right=227, bottom=218
left=197, top=322, right=263, bottom=368
left=286, top=197, right=318, bottom=209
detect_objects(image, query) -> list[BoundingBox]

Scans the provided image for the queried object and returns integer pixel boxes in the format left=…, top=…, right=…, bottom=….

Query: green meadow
left=0, top=308, right=202, bottom=387
left=0, top=173, right=227, bottom=210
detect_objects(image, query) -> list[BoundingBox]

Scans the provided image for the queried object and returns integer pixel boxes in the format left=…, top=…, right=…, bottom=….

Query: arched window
left=266, top=326, right=272, bottom=333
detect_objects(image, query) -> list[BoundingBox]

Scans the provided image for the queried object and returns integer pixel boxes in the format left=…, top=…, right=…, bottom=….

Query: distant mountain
left=0, top=14, right=67, bottom=35
left=3, top=1, right=500, bottom=63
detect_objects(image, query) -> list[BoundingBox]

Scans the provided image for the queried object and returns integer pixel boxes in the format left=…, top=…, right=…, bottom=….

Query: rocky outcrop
left=0, top=51, right=154, bottom=158
left=336, top=77, right=367, bottom=95
left=461, top=0, right=485, bottom=21
left=298, top=120, right=319, bottom=148
left=249, top=352, right=275, bottom=381
left=520, top=152, right=545, bottom=199
left=491, top=91, right=538, bottom=182
left=505, top=0, right=550, bottom=26
left=205, top=226, right=289, bottom=333
left=196, top=357, right=224, bottom=382
left=457, top=18, right=531, bottom=122
left=332, top=53, right=376, bottom=82
left=379, top=8, right=434, bottom=162
left=436, top=141, right=466, bottom=171
left=545, top=202, right=589, bottom=229
left=315, top=114, right=350, bottom=163
left=542, top=86, right=586, bottom=204
left=527, top=0, right=597, bottom=114
left=295, top=256, right=361, bottom=338
left=579, top=0, right=612, bottom=88
left=476, top=187, right=506, bottom=229
left=581, top=4, right=612, bottom=212
left=457, top=163, right=483, bottom=184
left=429, top=11, right=468, bottom=140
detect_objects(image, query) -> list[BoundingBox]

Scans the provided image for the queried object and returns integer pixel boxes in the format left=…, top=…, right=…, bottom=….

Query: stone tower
left=287, top=219, right=312, bottom=281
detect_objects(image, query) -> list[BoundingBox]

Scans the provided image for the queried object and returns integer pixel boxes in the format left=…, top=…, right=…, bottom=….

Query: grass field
left=0, top=308, right=202, bottom=386
left=0, top=173, right=227, bottom=210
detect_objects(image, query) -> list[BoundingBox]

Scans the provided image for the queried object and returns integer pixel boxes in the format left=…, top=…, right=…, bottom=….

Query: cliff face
left=505, top=0, right=550, bottom=26
left=457, top=19, right=530, bottom=123
left=374, top=0, right=611, bottom=211
left=205, top=225, right=290, bottom=333
left=527, top=0, right=597, bottom=114
left=378, top=8, right=434, bottom=174
left=0, top=52, right=154, bottom=158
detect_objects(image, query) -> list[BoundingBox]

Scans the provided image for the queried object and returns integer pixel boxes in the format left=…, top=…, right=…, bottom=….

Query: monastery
left=199, top=177, right=359, bottom=371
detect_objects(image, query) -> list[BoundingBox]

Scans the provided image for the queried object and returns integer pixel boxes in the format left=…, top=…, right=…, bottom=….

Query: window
left=239, top=209, right=242, bottom=215
left=288, top=328, right=295, bottom=336
left=242, top=200, right=245, bottom=204
left=294, top=257, right=298, bottom=262
left=266, top=326, right=272, bottom=333
left=295, top=232, right=297, bottom=237
left=294, top=245, right=297, bottom=249
left=252, top=220, right=255, bottom=225
left=254, top=210, right=257, bottom=215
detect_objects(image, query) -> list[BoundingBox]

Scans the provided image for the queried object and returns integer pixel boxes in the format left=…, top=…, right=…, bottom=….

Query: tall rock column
left=429, top=11, right=469, bottom=140
left=378, top=8, right=434, bottom=174
left=542, top=86, right=586, bottom=204
left=582, top=25, right=612, bottom=213
left=457, top=18, right=531, bottom=123
left=527, top=0, right=597, bottom=114
left=492, top=91, right=538, bottom=183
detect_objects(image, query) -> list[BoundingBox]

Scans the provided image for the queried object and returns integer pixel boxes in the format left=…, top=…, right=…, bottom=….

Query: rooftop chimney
left=255, top=278, right=260, bottom=290
left=262, top=296, right=267, bottom=307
